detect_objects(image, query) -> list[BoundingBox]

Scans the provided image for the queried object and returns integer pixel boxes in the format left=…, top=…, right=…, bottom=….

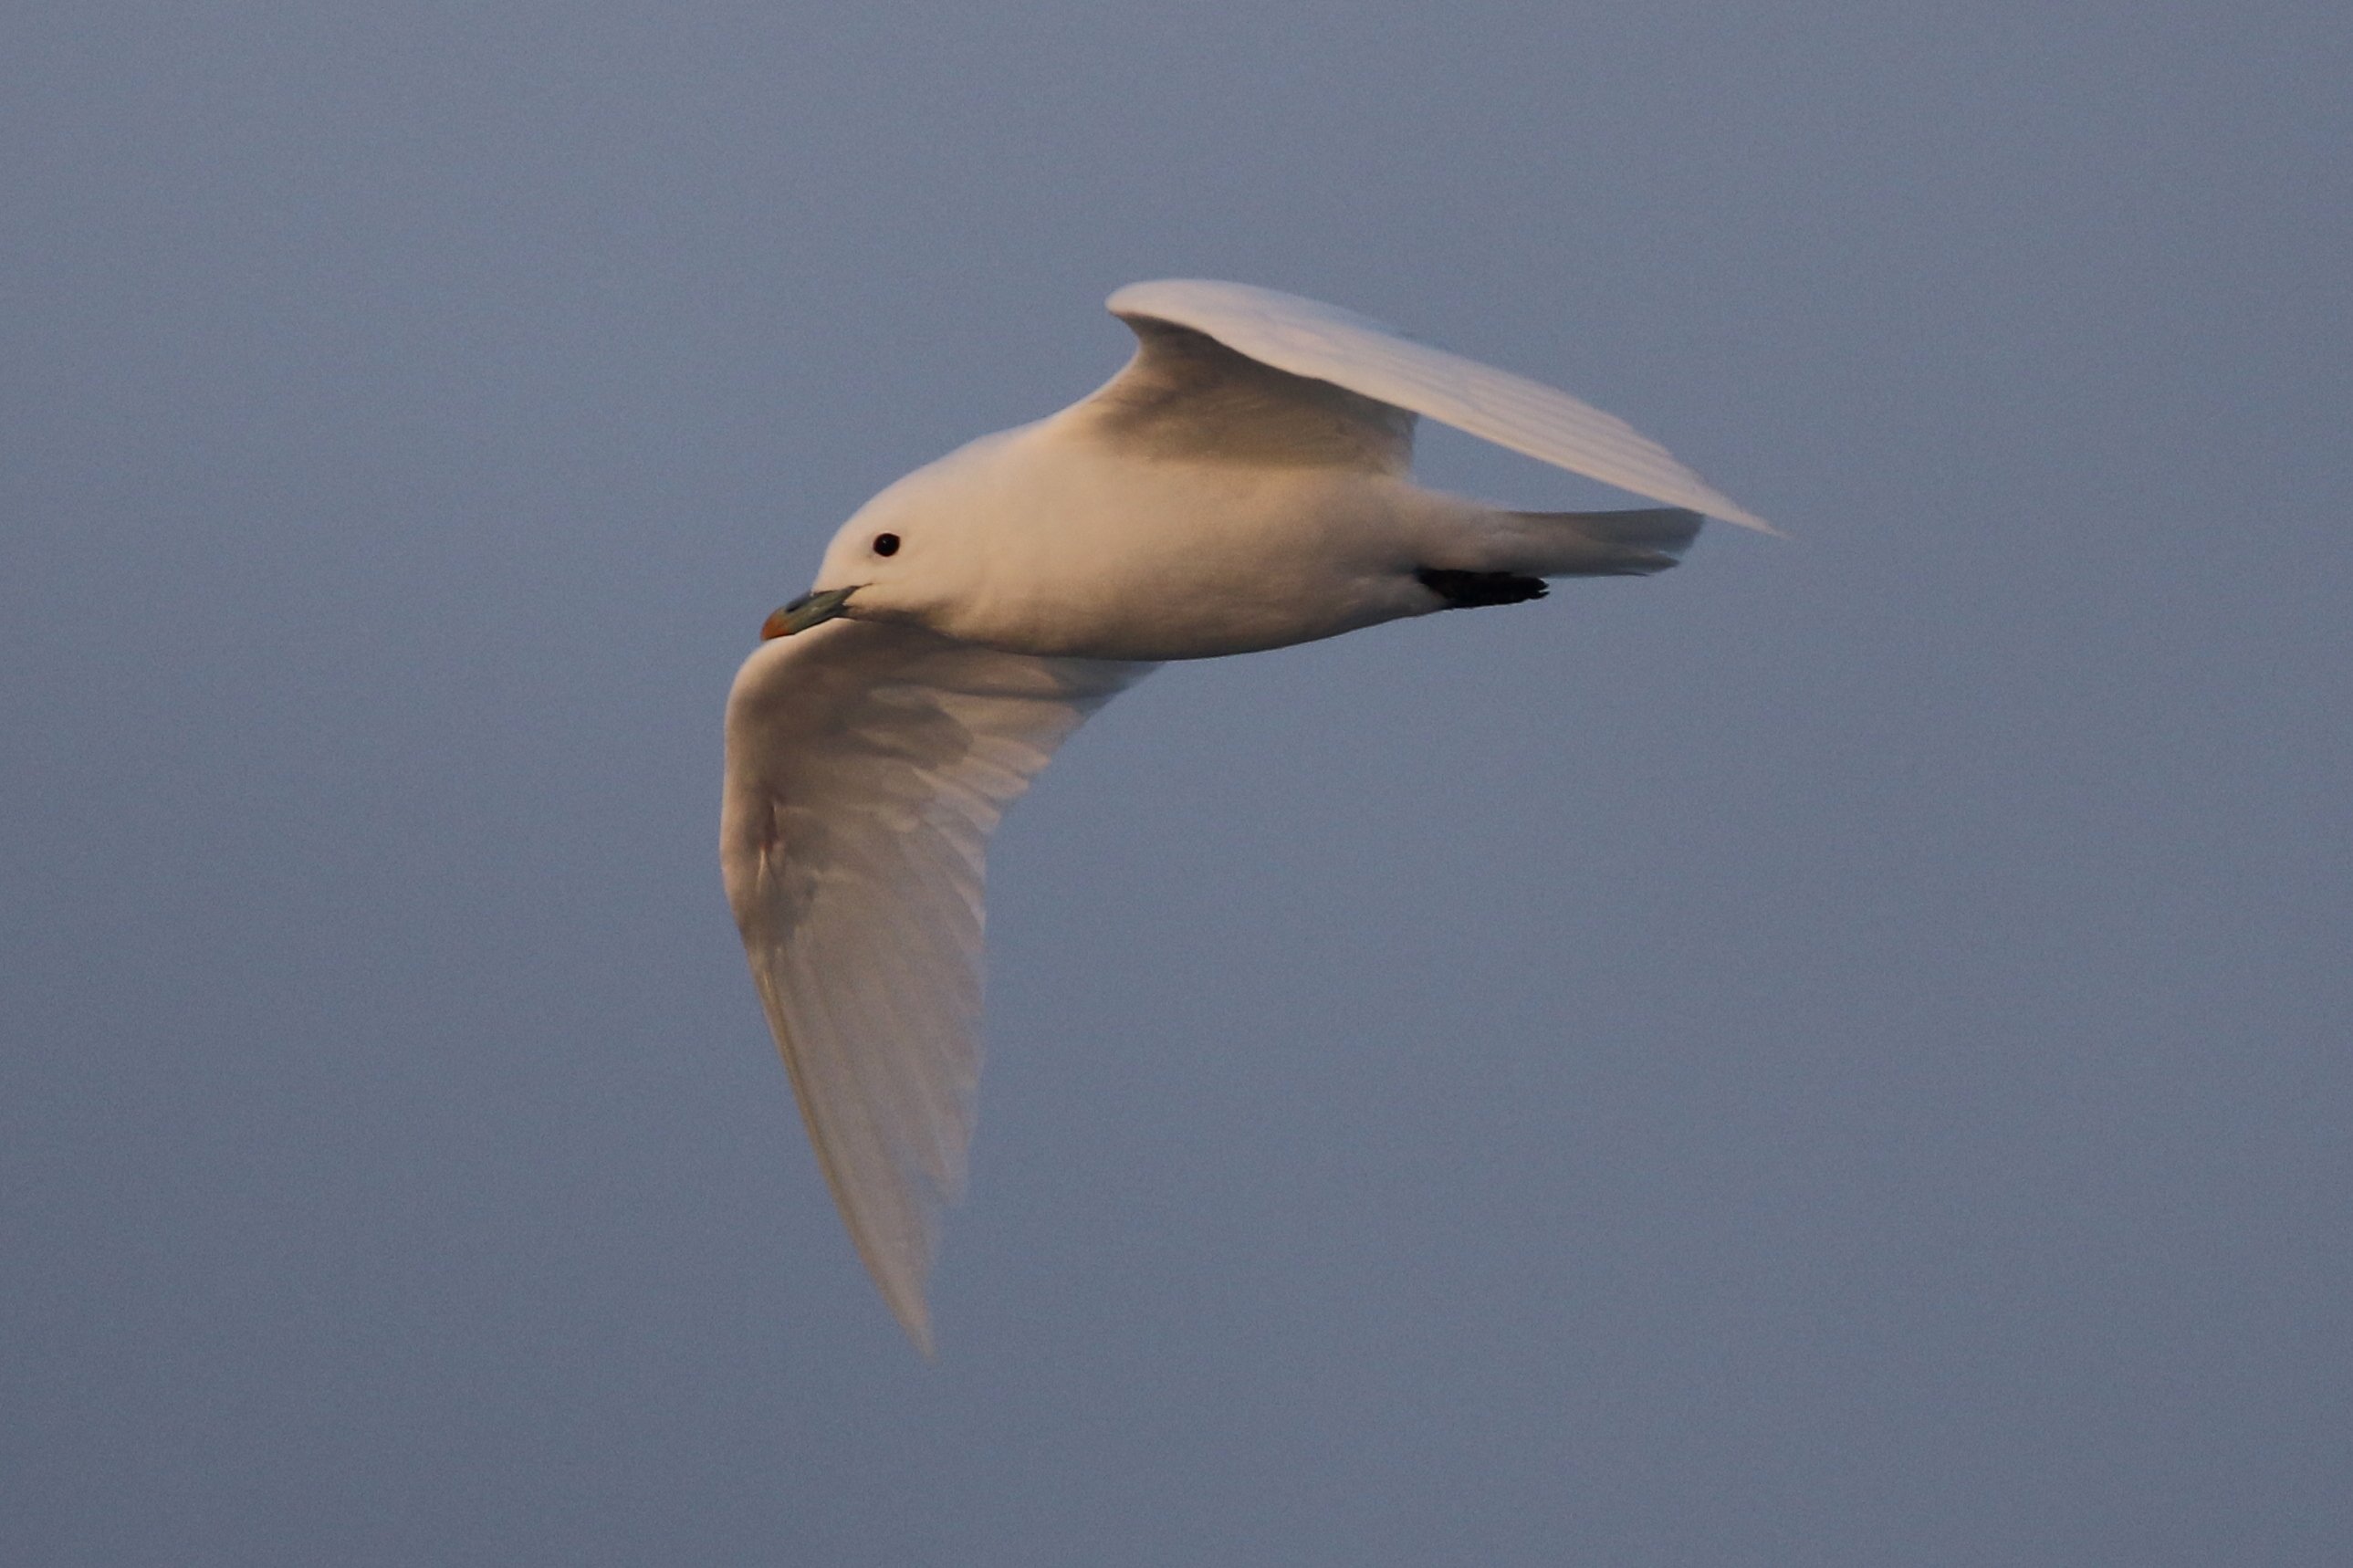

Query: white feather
left=1105, top=278, right=1773, bottom=532
left=723, top=620, right=1151, bottom=1352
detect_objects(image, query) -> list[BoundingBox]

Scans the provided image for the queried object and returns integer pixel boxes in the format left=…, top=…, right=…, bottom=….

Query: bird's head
left=760, top=467, right=986, bottom=641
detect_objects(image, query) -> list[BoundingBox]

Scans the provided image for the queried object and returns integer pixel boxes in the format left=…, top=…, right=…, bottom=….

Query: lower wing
left=722, top=618, right=1154, bottom=1352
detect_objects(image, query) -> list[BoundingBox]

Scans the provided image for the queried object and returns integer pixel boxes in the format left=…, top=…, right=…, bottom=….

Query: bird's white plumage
left=726, top=279, right=1766, bottom=1350
left=723, top=620, right=1150, bottom=1353
left=1106, top=279, right=1773, bottom=532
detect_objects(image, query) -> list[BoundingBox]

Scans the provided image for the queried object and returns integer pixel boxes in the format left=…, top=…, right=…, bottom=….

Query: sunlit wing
left=1074, top=308, right=1417, bottom=474
left=722, top=619, right=1153, bottom=1352
left=1100, top=278, right=1773, bottom=532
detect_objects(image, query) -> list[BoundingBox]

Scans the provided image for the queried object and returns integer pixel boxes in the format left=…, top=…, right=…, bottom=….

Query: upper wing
left=1075, top=310, right=1417, bottom=474
left=1102, top=278, right=1773, bottom=532
left=722, top=619, right=1153, bottom=1353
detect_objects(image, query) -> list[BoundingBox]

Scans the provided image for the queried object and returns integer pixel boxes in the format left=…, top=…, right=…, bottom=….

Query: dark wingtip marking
left=1415, top=568, right=1550, bottom=609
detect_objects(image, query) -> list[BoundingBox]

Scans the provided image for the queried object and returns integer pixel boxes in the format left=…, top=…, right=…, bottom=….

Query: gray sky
left=5, top=3, right=2348, bottom=1563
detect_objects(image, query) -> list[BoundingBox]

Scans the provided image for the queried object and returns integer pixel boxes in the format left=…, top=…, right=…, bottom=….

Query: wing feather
left=722, top=619, right=1152, bottom=1352
left=1076, top=313, right=1417, bottom=472
left=1103, top=278, right=1773, bottom=532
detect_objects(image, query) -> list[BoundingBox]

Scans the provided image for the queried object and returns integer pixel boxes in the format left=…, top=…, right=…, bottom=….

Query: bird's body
left=819, top=420, right=1546, bottom=661
left=724, top=280, right=1768, bottom=1351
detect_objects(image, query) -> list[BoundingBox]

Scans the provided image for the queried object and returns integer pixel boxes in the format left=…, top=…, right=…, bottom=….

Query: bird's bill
left=761, top=587, right=857, bottom=639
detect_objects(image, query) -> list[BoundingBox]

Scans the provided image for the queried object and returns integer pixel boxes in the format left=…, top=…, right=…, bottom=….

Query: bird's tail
left=1504, top=507, right=1703, bottom=577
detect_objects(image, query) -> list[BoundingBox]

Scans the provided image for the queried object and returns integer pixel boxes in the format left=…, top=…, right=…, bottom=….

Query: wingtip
left=1689, top=492, right=1782, bottom=537
left=863, top=1249, right=941, bottom=1358
left=867, top=1245, right=939, bottom=1357
left=1717, top=507, right=1786, bottom=538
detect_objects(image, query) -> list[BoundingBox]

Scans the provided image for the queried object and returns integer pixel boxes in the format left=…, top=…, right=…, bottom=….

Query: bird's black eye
left=873, top=533, right=901, bottom=557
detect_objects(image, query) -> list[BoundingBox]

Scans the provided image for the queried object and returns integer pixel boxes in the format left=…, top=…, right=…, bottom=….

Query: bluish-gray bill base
left=722, top=279, right=1771, bottom=1354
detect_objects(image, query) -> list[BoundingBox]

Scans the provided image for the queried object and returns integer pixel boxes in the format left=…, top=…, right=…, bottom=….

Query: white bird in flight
left=723, top=280, right=1769, bottom=1352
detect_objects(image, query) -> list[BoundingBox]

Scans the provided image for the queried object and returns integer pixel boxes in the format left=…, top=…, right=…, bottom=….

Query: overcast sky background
left=5, top=4, right=2349, bottom=1563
